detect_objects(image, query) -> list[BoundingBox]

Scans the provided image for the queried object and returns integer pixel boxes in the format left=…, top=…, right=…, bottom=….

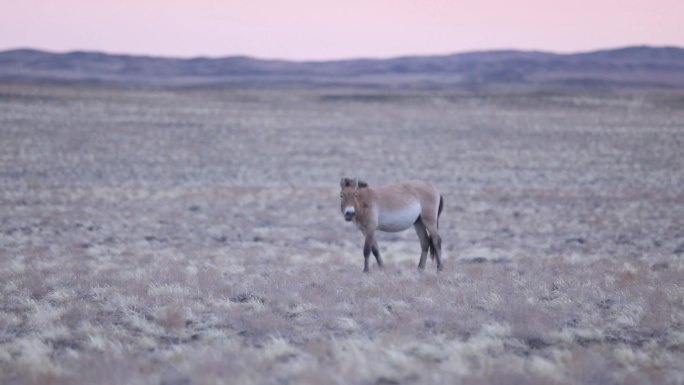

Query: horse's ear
left=341, top=178, right=356, bottom=187
left=341, top=177, right=365, bottom=188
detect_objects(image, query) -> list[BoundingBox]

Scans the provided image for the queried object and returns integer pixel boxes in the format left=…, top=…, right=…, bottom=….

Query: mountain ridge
left=1, top=46, right=683, bottom=89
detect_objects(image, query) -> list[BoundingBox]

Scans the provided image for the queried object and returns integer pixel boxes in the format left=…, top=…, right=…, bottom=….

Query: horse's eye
left=340, top=194, right=343, bottom=198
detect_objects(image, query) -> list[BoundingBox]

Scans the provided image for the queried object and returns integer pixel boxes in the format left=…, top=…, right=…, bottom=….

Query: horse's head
left=339, top=177, right=367, bottom=221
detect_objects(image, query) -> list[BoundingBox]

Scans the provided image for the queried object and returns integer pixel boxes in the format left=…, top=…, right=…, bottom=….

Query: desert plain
left=1, top=83, right=683, bottom=384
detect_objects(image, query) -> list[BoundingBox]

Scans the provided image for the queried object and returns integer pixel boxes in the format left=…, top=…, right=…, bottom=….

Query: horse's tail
left=429, top=195, right=443, bottom=261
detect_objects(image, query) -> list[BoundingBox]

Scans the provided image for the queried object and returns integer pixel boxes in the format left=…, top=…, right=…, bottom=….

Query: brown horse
left=340, top=178, right=444, bottom=272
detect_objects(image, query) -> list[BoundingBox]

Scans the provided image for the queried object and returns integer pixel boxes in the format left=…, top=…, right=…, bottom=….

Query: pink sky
left=1, top=0, right=683, bottom=60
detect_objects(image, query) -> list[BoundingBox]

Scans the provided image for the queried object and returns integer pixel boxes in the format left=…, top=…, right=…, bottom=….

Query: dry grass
left=1, top=84, right=683, bottom=384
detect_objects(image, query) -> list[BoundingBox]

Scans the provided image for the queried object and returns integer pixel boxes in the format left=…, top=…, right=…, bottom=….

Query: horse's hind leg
left=425, top=223, right=444, bottom=271
left=414, top=219, right=430, bottom=269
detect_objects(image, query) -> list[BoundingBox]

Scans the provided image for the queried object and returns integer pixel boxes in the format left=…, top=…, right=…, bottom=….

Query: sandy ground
left=1, top=84, right=683, bottom=384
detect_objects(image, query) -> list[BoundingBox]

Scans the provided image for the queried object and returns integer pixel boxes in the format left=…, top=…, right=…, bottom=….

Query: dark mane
left=357, top=180, right=369, bottom=188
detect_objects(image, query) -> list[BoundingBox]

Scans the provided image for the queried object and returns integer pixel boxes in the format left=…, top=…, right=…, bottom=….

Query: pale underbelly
left=376, top=202, right=421, bottom=232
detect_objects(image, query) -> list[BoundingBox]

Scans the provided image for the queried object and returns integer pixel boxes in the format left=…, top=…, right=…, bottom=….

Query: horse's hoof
left=437, top=264, right=444, bottom=271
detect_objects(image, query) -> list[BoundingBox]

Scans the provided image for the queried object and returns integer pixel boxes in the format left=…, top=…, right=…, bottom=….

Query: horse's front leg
left=371, top=239, right=383, bottom=268
left=362, top=230, right=377, bottom=273
left=363, top=238, right=371, bottom=273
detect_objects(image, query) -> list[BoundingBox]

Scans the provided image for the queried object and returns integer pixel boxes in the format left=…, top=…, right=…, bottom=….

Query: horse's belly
left=377, top=203, right=421, bottom=232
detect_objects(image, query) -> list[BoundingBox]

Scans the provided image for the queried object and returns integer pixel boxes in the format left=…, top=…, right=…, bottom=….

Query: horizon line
left=2, top=44, right=682, bottom=63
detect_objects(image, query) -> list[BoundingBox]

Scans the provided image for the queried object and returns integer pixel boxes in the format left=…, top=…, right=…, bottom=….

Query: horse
left=339, top=178, right=444, bottom=272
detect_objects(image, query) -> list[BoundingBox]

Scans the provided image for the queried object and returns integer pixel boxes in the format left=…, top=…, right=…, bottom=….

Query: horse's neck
left=356, top=188, right=373, bottom=210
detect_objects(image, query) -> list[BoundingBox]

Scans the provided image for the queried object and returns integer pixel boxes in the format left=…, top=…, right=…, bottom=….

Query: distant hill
left=1, top=46, right=683, bottom=89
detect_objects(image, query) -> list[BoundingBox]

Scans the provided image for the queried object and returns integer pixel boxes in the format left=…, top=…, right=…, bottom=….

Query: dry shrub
left=565, top=347, right=616, bottom=384
left=20, top=265, right=52, bottom=300
left=468, top=366, right=561, bottom=385
left=196, top=266, right=231, bottom=298
left=639, top=288, right=674, bottom=331
left=504, top=303, right=557, bottom=343
left=616, top=269, right=640, bottom=287
left=59, top=351, right=141, bottom=385
left=60, top=302, right=91, bottom=329
left=157, top=305, right=187, bottom=331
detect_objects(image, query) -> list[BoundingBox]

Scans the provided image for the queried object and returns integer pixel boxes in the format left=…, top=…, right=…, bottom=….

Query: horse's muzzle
left=344, top=212, right=355, bottom=221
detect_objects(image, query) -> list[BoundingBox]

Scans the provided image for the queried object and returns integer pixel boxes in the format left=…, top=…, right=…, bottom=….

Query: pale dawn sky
left=1, top=0, right=682, bottom=60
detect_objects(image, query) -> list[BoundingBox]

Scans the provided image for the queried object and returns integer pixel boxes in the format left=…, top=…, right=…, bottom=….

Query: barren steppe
left=1, top=84, right=683, bottom=384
